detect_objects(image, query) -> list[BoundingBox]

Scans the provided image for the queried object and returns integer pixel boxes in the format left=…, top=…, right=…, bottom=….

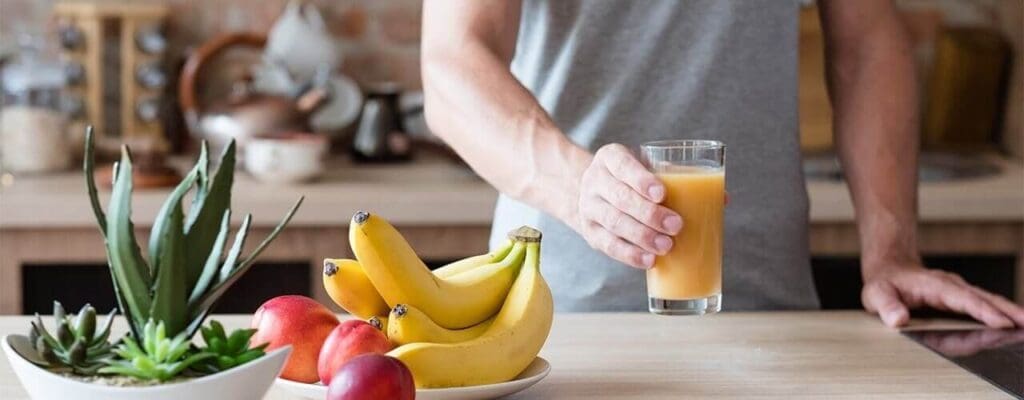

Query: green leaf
left=53, top=302, right=66, bottom=324
left=236, top=350, right=263, bottom=365
left=185, top=141, right=210, bottom=228
left=235, top=197, right=304, bottom=271
left=31, top=318, right=60, bottom=349
left=83, top=127, right=107, bottom=236
left=105, top=147, right=152, bottom=334
left=184, top=141, right=235, bottom=290
left=147, top=171, right=194, bottom=337
left=91, top=309, right=117, bottom=345
left=74, top=305, right=96, bottom=339
left=84, top=132, right=136, bottom=345
left=121, top=336, right=143, bottom=357
left=218, top=214, right=252, bottom=283
left=188, top=210, right=231, bottom=305
left=170, top=351, right=215, bottom=378
left=226, top=329, right=253, bottom=354
left=208, top=337, right=225, bottom=354
left=210, top=320, right=226, bottom=340
left=148, top=166, right=199, bottom=274
left=190, top=197, right=303, bottom=330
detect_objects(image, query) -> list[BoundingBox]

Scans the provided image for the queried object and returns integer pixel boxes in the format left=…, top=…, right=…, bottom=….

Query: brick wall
left=0, top=0, right=423, bottom=90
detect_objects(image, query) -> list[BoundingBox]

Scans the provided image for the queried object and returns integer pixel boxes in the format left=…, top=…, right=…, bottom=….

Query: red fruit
left=318, top=320, right=393, bottom=385
left=326, top=354, right=415, bottom=400
left=251, top=295, right=339, bottom=383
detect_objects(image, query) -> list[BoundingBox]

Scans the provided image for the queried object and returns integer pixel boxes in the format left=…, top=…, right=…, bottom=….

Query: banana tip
left=323, top=260, right=338, bottom=276
left=353, top=211, right=370, bottom=225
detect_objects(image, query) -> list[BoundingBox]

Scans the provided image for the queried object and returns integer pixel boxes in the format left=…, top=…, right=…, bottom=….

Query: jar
left=0, top=36, right=72, bottom=174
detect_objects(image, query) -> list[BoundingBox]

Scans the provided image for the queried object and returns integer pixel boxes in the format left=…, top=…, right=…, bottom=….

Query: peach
left=326, top=354, right=415, bottom=400
left=318, top=320, right=393, bottom=385
left=251, top=295, right=339, bottom=383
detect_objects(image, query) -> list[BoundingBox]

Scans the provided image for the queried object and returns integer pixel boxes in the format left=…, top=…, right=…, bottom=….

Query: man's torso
left=491, top=0, right=820, bottom=311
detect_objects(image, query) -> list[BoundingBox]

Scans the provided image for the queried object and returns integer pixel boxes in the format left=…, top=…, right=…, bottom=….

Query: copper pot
left=179, top=32, right=325, bottom=156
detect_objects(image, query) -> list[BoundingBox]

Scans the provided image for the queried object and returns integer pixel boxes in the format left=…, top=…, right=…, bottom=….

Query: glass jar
left=0, top=35, right=72, bottom=174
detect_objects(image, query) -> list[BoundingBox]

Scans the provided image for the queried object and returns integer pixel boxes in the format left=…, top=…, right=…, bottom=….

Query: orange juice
left=646, top=166, right=725, bottom=300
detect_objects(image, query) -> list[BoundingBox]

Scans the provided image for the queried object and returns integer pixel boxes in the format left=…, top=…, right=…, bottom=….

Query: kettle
left=351, top=83, right=414, bottom=162
left=179, top=32, right=327, bottom=156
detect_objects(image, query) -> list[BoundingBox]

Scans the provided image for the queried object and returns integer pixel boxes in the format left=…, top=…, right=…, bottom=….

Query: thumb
left=862, top=280, right=910, bottom=327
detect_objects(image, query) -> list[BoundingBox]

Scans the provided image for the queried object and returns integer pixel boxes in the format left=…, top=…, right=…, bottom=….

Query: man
left=420, top=0, right=1024, bottom=327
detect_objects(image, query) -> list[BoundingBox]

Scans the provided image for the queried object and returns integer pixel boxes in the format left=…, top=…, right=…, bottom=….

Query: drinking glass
left=640, top=140, right=725, bottom=315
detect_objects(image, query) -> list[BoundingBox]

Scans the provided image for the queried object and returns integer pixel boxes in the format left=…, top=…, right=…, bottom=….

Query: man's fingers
left=596, top=168, right=682, bottom=235
left=583, top=222, right=653, bottom=269
left=596, top=144, right=666, bottom=202
left=966, top=285, right=1024, bottom=327
left=862, top=280, right=910, bottom=327
left=933, top=281, right=1013, bottom=328
left=586, top=198, right=672, bottom=255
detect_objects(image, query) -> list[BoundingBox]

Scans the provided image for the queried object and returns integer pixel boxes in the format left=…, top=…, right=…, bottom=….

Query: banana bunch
left=322, top=211, right=553, bottom=388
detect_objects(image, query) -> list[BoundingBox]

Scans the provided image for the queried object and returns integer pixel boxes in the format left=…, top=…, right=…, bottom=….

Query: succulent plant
left=100, top=320, right=214, bottom=382
left=29, top=301, right=116, bottom=375
left=190, top=320, right=267, bottom=374
left=83, top=127, right=303, bottom=342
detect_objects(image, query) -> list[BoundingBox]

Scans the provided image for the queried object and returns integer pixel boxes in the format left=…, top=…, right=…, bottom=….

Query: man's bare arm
left=422, top=0, right=683, bottom=268
left=821, top=0, right=1024, bottom=327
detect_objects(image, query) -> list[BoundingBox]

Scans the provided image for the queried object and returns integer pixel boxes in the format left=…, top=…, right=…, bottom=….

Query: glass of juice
left=640, top=140, right=725, bottom=315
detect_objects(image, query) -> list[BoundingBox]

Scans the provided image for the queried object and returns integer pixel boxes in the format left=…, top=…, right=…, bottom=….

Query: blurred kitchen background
left=0, top=0, right=1021, bottom=317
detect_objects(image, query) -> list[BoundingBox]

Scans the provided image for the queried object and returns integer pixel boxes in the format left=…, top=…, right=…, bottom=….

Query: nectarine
left=326, top=354, right=415, bottom=400
left=318, top=320, right=393, bottom=385
left=251, top=295, right=339, bottom=382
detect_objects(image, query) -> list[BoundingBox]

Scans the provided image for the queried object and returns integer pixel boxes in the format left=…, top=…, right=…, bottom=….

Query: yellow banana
left=432, top=239, right=514, bottom=278
left=388, top=239, right=553, bottom=388
left=368, top=315, right=389, bottom=333
left=322, top=241, right=514, bottom=319
left=350, top=211, right=528, bottom=329
left=386, top=303, right=495, bottom=346
left=322, top=258, right=390, bottom=319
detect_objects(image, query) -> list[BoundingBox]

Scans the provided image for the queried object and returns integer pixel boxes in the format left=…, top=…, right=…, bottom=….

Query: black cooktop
left=903, top=328, right=1024, bottom=399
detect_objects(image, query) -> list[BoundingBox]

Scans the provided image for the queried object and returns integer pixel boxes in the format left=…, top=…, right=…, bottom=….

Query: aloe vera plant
left=83, top=126, right=303, bottom=342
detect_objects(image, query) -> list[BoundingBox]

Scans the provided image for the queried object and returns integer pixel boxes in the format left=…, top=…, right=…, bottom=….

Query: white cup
left=245, top=133, right=328, bottom=184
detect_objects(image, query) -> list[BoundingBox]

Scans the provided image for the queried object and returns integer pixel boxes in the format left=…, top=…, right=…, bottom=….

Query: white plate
left=274, top=357, right=550, bottom=400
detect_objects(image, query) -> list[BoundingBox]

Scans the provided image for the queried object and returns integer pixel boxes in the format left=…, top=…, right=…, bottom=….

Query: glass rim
left=640, top=140, right=725, bottom=150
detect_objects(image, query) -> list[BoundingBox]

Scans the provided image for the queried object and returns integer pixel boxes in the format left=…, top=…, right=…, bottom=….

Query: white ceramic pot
left=3, top=334, right=291, bottom=400
left=245, top=133, right=329, bottom=184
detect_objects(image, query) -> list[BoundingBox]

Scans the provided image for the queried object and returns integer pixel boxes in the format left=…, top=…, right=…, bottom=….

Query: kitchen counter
left=1, top=156, right=1022, bottom=228
left=1, top=156, right=1022, bottom=314
left=0, top=312, right=1010, bottom=399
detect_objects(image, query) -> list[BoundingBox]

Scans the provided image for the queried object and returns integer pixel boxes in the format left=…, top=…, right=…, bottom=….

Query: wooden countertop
left=1, top=156, right=1021, bottom=228
left=0, top=312, right=1010, bottom=399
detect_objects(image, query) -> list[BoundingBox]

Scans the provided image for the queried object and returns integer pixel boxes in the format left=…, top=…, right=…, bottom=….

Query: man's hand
left=862, top=262, right=1024, bottom=328
left=576, top=144, right=683, bottom=269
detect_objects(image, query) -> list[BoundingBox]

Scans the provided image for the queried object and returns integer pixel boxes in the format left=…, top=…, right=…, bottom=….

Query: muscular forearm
left=821, top=1, right=920, bottom=272
left=422, top=7, right=591, bottom=229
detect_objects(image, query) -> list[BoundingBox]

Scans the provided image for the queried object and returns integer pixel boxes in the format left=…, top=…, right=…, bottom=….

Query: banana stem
left=508, top=226, right=542, bottom=243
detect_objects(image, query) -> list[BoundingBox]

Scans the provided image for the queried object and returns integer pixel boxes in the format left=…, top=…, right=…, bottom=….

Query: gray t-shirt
left=490, top=0, right=820, bottom=311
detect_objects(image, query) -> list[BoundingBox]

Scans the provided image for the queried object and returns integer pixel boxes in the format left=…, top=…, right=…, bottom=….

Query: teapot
left=179, top=32, right=327, bottom=157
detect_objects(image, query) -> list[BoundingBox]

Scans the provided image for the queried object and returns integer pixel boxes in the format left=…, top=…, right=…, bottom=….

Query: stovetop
left=904, top=328, right=1024, bottom=399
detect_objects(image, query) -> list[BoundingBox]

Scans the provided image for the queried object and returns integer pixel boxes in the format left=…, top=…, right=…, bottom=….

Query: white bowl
left=245, top=132, right=329, bottom=184
left=274, top=356, right=550, bottom=400
left=3, top=334, right=291, bottom=400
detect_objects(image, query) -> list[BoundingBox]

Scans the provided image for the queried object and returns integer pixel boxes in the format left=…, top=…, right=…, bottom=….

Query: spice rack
left=53, top=1, right=169, bottom=151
